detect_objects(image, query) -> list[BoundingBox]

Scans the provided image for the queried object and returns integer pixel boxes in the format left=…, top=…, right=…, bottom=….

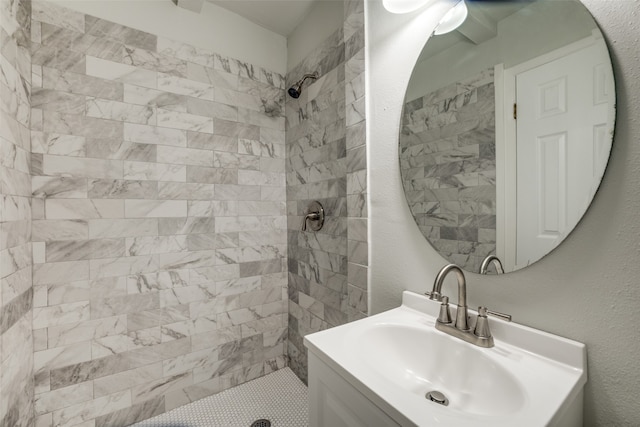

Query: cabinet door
left=309, top=353, right=402, bottom=427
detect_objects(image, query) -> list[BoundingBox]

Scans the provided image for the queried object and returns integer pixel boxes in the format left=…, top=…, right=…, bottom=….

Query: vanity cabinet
left=304, top=291, right=586, bottom=427
left=308, top=352, right=403, bottom=427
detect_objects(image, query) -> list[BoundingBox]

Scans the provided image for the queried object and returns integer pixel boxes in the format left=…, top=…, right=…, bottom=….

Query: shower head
left=288, top=86, right=302, bottom=99
left=287, top=72, right=319, bottom=99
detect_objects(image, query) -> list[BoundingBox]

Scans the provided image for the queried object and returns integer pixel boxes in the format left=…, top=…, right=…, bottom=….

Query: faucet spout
left=480, top=255, right=504, bottom=275
left=431, top=264, right=469, bottom=331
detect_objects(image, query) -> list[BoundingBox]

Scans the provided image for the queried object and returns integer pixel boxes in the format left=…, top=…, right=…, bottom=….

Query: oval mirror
left=399, top=0, right=615, bottom=274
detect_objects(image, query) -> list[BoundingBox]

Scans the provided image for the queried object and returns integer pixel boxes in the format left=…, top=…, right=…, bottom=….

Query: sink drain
left=426, top=390, right=449, bottom=406
left=250, top=420, right=271, bottom=427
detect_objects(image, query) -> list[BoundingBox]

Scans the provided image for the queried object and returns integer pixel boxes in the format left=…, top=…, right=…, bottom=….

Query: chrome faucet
left=427, top=264, right=512, bottom=348
left=480, top=255, right=504, bottom=275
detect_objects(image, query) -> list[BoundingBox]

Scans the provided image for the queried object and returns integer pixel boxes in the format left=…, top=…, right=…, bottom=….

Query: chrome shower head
left=287, top=72, right=319, bottom=99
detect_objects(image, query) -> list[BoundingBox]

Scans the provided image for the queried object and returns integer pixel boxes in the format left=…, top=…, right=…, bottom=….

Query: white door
left=514, top=40, right=612, bottom=268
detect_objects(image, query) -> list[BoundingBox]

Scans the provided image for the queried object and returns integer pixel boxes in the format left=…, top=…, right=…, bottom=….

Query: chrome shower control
left=301, top=201, right=325, bottom=232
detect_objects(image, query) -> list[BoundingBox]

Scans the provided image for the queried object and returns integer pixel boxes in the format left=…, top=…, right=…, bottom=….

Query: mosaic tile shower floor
left=130, top=368, right=308, bottom=427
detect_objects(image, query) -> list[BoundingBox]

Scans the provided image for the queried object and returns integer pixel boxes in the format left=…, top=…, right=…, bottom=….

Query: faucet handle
left=424, top=290, right=441, bottom=301
left=474, top=307, right=492, bottom=338
left=486, top=309, right=512, bottom=322
left=474, top=307, right=511, bottom=342
left=437, top=296, right=452, bottom=324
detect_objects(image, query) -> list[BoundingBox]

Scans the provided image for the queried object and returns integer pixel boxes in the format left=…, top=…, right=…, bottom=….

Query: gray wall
left=367, top=0, right=640, bottom=425
left=0, top=0, right=34, bottom=425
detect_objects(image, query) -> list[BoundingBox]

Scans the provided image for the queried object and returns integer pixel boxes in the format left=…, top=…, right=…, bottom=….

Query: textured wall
left=0, top=0, right=34, bottom=425
left=29, top=2, right=288, bottom=425
left=286, top=0, right=366, bottom=383
left=367, top=0, right=640, bottom=425
left=400, top=69, right=496, bottom=272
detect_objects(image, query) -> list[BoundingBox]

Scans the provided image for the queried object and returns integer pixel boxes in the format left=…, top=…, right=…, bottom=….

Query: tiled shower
left=0, top=0, right=366, bottom=425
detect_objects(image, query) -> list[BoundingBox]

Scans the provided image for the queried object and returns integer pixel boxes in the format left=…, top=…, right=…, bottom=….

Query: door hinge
left=513, top=103, right=517, bottom=120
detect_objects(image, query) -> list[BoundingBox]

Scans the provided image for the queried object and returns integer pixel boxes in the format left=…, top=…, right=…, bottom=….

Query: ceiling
left=206, top=0, right=319, bottom=36
left=418, top=1, right=530, bottom=62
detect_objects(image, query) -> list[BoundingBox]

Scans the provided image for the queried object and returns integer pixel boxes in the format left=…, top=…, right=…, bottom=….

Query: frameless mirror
left=399, top=0, right=615, bottom=273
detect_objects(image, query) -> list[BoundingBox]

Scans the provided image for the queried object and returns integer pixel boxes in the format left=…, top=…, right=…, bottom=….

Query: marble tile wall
left=0, top=0, right=34, bottom=425
left=29, top=2, right=288, bottom=425
left=399, top=69, right=496, bottom=272
left=343, top=0, right=367, bottom=326
left=286, top=0, right=367, bottom=383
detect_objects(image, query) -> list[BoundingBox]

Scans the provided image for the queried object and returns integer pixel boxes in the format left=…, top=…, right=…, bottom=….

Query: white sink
left=355, top=324, right=525, bottom=416
left=304, top=291, right=587, bottom=426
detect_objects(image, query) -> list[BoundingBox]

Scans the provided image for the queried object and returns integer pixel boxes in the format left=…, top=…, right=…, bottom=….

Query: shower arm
left=295, top=73, right=319, bottom=87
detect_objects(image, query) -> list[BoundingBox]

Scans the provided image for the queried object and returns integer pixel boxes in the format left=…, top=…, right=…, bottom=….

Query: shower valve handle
left=301, top=213, right=320, bottom=231
left=300, top=201, right=325, bottom=232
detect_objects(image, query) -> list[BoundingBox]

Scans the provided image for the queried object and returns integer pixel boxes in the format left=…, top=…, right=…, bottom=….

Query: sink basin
left=354, top=324, right=525, bottom=416
left=304, top=291, right=587, bottom=427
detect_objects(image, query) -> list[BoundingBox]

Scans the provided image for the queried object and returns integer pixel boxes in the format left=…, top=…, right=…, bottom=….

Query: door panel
left=515, top=41, right=611, bottom=268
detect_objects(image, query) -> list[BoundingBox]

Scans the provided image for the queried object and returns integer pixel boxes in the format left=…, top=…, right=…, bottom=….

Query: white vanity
left=304, top=291, right=587, bottom=427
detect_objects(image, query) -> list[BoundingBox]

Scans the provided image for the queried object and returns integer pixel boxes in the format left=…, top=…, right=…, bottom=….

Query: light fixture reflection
left=434, top=0, right=468, bottom=35
left=382, top=0, right=433, bottom=14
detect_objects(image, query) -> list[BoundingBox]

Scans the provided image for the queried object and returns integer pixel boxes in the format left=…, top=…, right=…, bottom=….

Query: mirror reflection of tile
left=400, top=68, right=496, bottom=272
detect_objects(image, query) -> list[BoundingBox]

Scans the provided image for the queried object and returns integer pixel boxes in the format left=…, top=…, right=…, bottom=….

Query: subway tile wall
left=0, top=0, right=368, bottom=424
left=286, top=0, right=367, bottom=383
left=0, top=0, right=34, bottom=425
left=344, top=0, right=368, bottom=326
left=399, top=69, right=496, bottom=272
left=29, top=2, right=289, bottom=425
